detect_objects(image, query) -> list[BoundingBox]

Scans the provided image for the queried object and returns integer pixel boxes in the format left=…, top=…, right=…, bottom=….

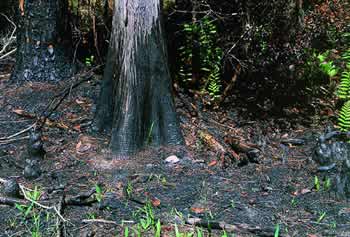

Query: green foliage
left=274, top=224, right=280, bottom=237
left=337, top=71, right=350, bottom=99
left=85, top=55, right=94, bottom=67
left=317, top=51, right=338, bottom=77
left=314, top=176, right=320, bottom=191
left=95, top=184, right=103, bottom=202
left=178, top=16, right=223, bottom=100
left=338, top=100, right=350, bottom=131
left=337, top=43, right=350, bottom=131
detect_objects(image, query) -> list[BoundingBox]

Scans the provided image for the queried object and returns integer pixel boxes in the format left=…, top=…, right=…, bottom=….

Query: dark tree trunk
left=94, top=0, right=184, bottom=155
left=11, top=0, right=72, bottom=82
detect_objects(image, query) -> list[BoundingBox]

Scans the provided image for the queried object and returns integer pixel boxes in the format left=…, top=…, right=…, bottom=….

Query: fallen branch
left=186, top=218, right=274, bottom=236
left=0, top=196, right=27, bottom=206
left=198, top=130, right=240, bottom=160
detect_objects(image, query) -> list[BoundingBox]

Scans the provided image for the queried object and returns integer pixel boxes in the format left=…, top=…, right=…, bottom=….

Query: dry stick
left=19, top=184, right=68, bottom=222
left=0, top=13, right=16, bottom=55
left=0, top=136, right=29, bottom=145
left=82, top=219, right=119, bottom=225
left=0, top=48, right=17, bottom=60
left=0, top=123, right=35, bottom=141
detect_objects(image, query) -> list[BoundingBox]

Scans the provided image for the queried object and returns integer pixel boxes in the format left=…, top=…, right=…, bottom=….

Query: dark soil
left=0, top=65, right=349, bottom=237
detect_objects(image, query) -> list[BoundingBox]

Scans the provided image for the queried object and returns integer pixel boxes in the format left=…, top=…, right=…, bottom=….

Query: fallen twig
left=0, top=123, right=35, bottom=141
left=0, top=136, right=29, bottom=145
left=0, top=48, right=16, bottom=60
left=82, top=219, right=119, bottom=225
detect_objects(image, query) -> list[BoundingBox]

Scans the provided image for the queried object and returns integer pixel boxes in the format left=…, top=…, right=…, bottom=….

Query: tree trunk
left=94, top=0, right=184, bottom=155
left=11, top=0, right=72, bottom=82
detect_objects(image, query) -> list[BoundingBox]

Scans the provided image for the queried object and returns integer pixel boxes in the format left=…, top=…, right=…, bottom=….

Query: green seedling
left=317, top=211, right=326, bottom=223
left=324, top=177, right=331, bottom=191
left=274, top=224, right=280, bottom=237
left=124, top=226, right=129, bottom=237
left=95, top=184, right=103, bottom=202
left=155, top=219, right=161, bottom=237
left=314, top=176, right=320, bottom=191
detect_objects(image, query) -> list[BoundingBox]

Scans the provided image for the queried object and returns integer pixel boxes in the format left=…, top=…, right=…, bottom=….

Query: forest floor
left=0, top=65, right=350, bottom=237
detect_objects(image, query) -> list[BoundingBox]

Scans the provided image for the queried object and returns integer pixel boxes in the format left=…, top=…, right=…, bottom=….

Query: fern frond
left=338, top=100, right=350, bottom=131
left=337, top=71, right=350, bottom=99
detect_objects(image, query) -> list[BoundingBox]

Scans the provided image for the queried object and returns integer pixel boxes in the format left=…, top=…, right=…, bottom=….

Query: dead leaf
left=191, top=207, right=206, bottom=214
left=208, top=160, right=217, bottom=167
left=76, top=99, right=85, bottom=104
left=151, top=198, right=161, bottom=207
left=300, top=188, right=311, bottom=195
left=12, top=109, right=35, bottom=118
left=73, top=124, right=81, bottom=132
left=76, top=141, right=82, bottom=151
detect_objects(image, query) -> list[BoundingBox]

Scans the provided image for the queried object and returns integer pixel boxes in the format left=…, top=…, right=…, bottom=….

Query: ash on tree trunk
left=11, top=0, right=72, bottom=82
left=94, top=0, right=184, bottom=155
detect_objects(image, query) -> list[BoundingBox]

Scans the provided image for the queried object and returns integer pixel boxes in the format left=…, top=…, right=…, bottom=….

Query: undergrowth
left=178, top=16, right=223, bottom=100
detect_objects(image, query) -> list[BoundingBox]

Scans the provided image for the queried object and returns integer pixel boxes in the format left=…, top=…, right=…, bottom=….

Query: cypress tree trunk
left=94, top=0, right=184, bottom=155
left=11, top=0, right=72, bottom=82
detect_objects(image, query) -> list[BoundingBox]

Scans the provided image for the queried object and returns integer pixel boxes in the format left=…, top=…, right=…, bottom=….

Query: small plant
left=147, top=121, right=154, bottom=144
left=290, top=197, right=298, bottom=207
left=317, top=211, right=327, bottom=223
left=87, top=212, right=97, bottom=219
left=196, top=227, right=204, bottom=237
left=85, top=55, right=94, bottom=67
left=95, top=184, right=103, bottom=202
left=274, top=224, right=280, bottom=237
left=155, top=219, right=161, bottom=237
left=126, top=181, right=133, bottom=198
left=124, top=226, right=129, bottom=237
left=314, top=176, right=320, bottom=191
left=135, top=202, right=156, bottom=231
left=317, top=51, right=338, bottom=77
left=324, top=177, right=332, bottom=191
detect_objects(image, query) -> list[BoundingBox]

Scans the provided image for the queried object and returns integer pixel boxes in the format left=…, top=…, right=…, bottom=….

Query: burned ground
left=0, top=65, right=349, bottom=237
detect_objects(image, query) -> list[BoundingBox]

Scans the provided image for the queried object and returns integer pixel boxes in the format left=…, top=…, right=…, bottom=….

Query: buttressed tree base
left=94, top=0, right=184, bottom=155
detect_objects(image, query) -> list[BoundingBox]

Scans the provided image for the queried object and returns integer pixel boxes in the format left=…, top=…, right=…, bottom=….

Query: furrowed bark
left=94, top=0, right=183, bottom=155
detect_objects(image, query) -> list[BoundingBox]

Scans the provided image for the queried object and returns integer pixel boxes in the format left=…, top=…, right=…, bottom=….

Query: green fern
left=338, top=100, right=350, bottom=131
left=207, top=65, right=221, bottom=98
left=178, top=16, right=223, bottom=100
left=337, top=71, right=350, bottom=99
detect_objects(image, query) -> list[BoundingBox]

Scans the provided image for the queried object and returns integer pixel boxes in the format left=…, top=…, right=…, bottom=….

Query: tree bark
left=11, top=0, right=72, bottom=82
left=94, top=0, right=184, bottom=155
